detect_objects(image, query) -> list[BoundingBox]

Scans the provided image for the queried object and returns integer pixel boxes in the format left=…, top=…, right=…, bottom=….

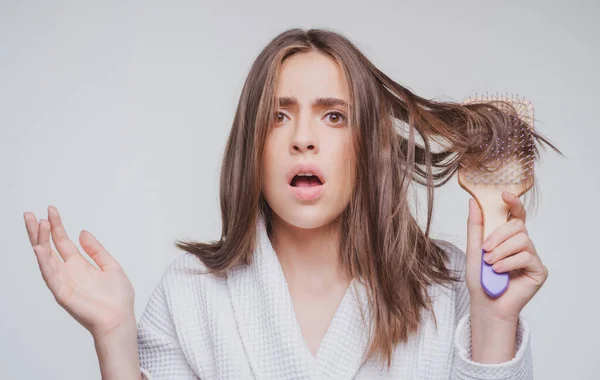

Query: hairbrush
left=457, top=92, right=536, bottom=298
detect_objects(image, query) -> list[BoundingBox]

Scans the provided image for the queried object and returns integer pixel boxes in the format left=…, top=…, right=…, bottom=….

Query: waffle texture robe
left=137, top=214, right=533, bottom=379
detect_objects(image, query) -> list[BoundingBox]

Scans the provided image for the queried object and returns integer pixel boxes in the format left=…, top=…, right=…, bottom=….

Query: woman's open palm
left=24, top=205, right=135, bottom=340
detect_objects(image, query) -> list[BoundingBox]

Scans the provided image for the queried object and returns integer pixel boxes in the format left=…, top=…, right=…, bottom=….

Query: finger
left=35, top=221, right=68, bottom=269
left=466, top=198, right=484, bottom=273
left=502, top=191, right=526, bottom=223
left=79, top=230, right=120, bottom=271
left=32, top=244, right=64, bottom=295
left=37, top=219, right=56, bottom=260
left=483, top=232, right=535, bottom=265
left=482, top=218, right=528, bottom=252
left=24, top=212, right=40, bottom=246
left=47, top=205, right=80, bottom=261
left=491, top=250, right=546, bottom=279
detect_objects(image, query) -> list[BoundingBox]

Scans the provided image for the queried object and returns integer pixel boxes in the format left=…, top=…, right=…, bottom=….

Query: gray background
left=1, top=0, right=597, bottom=378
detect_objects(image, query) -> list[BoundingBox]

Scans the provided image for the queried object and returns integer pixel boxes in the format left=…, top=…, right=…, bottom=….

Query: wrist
left=469, top=308, right=518, bottom=364
left=470, top=304, right=520, bottom=325
left=92, top=311, right=137, bottom=344
left=93, top=313, right=141, bottom=380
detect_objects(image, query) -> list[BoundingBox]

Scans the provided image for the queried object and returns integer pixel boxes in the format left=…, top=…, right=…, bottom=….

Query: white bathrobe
left=137, top=214, right=533, bottom=379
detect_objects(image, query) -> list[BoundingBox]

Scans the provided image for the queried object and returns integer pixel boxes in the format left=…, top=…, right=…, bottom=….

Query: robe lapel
left=226, top=214, right=371, bottom=380
left=313, top=278, right=371, bottom=379
left=226, top=214, right=321, bottom=379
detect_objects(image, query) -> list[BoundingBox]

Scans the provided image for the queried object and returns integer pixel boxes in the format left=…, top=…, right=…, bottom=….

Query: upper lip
left=286, top=162, right=326, bottom=185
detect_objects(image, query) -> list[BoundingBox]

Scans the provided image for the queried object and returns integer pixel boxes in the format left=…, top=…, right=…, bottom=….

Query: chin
left=272, top=205, right=340, bottom=231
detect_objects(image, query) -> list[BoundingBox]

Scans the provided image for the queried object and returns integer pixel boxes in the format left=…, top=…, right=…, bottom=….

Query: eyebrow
left=277, top=96, right=348, bottom=108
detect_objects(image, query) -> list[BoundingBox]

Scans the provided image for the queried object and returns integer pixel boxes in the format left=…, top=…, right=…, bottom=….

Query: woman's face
left=261, top=51, right=355, bottom=230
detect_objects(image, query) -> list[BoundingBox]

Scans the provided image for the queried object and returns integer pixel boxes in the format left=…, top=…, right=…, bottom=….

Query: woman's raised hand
left=24, top=205, right=136, bottom=341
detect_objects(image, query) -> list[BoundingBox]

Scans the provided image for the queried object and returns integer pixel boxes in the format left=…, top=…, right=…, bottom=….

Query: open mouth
left=290, top=175, right=323, bottom=187
left=286, top=163, right=326, bottom=201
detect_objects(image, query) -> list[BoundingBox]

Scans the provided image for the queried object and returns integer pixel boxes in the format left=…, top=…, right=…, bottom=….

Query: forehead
left=275, top=51, right=349, bottom=100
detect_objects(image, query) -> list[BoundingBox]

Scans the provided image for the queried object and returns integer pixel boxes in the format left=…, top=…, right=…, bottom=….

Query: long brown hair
left=174, top=28, right=562, bottom=368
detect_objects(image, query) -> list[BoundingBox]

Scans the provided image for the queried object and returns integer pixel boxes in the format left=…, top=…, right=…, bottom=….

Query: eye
left=275, top=111, right=289, bottom=124
left=325, top=111, right=346, bottom=126
left=274, top=111, right=347, bottom=126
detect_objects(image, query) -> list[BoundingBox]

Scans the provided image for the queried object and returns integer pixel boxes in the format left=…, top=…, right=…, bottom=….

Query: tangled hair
left=174, top=28, right=562, bottom=368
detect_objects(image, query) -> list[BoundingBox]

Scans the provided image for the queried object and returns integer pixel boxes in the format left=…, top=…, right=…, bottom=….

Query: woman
left=24, top=28, right=559, bottom=379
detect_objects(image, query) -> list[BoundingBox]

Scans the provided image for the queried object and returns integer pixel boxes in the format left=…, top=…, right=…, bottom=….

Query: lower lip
left=288, top=183, right=325, bottom=201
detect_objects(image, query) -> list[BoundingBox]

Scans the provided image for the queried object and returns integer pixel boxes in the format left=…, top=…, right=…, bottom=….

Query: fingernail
left=503, top=191, right=515, bottom=200
left=482, top=238, right=491, bottom=250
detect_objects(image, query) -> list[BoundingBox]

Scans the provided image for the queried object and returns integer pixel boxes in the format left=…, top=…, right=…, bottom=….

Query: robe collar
left=226, top=214, right=372, bottom=379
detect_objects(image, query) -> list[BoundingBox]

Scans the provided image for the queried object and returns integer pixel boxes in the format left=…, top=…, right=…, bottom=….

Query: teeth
left=296, top=172, right=315, bottom=176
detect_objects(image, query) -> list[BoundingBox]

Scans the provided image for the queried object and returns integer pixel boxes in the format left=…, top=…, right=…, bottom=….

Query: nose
left=293, top=141, right=316, bottom=152
left=290, top=116, right=318, bottom=154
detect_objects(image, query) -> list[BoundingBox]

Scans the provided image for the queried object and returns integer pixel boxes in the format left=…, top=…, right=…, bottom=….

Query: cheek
left=261, top=137, right=282, bottom=192
left=262, top=136, right=275, bottom=175
left=333, top=140, right=356, bottom=193
left=342, top=139, right=356, bottom=186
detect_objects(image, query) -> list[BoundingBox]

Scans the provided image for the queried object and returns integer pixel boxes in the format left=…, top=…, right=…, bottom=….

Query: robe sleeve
left=137, top=268, right=200, bottom=379
left=440, top=240, right=534, bottom=380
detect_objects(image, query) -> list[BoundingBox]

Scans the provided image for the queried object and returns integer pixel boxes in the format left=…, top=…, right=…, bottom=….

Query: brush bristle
left=461, top=92, right=536, bottom=186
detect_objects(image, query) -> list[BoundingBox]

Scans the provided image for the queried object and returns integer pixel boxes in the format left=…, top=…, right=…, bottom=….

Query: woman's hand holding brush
left=465, top=193, right=548, bottom=364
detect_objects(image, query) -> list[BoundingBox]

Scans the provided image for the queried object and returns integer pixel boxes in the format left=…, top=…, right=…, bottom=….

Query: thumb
left=79, top=230, right=120, bottom=271
left=466, top=198, right=484, bottom=267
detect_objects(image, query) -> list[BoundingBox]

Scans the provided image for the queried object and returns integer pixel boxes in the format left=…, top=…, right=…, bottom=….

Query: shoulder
left=143, top=251, right=231, bottom=332
left=162, top=250, right=211, bottom=277
left=155, top=251, right=228, bottom=301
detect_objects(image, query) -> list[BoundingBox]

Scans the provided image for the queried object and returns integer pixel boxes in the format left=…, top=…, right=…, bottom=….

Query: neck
left=269, top=213, right=350, bottom=292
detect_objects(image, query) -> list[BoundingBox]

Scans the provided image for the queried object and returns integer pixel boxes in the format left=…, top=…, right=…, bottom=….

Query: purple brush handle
left=481, top=249, right=509, bottom=298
